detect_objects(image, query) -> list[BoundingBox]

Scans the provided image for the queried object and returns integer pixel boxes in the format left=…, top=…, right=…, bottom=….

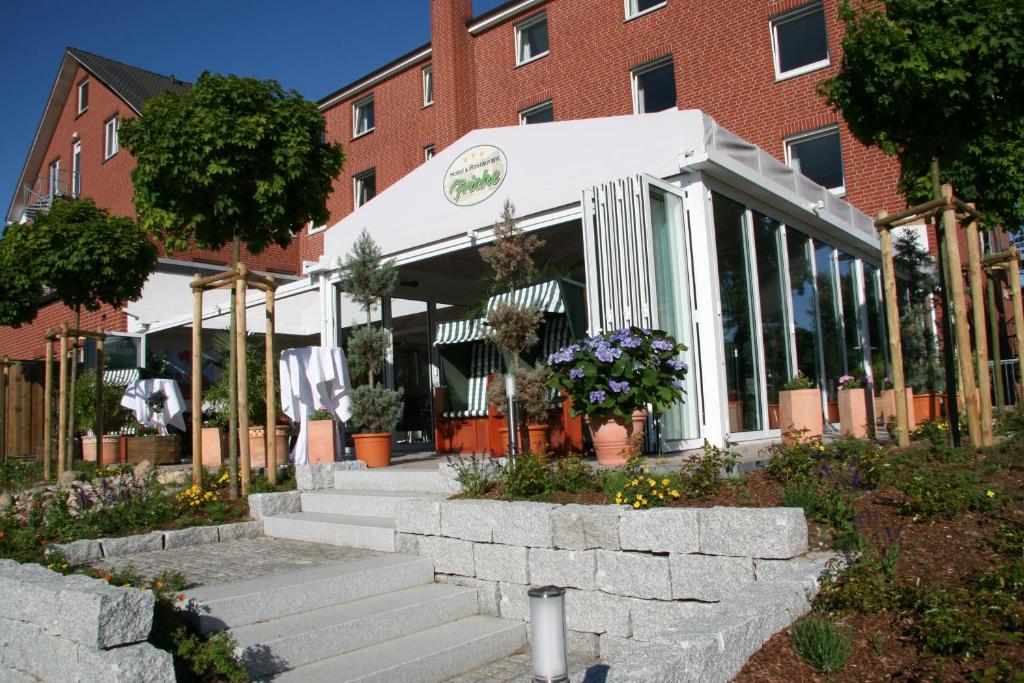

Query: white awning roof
left=486, top=280, right=565, bottom=315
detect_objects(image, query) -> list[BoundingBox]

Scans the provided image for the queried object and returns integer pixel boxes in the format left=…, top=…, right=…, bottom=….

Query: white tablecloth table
left=279, top=346, right=353, bottom=465
left=120, top=378, right=187, bottom=435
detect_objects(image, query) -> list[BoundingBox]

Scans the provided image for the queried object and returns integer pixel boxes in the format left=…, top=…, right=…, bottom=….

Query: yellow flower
left=670, top=489, right=680, bottom=497
left=661, top=479, right=670, bottom=486
left=647, top=478, right=656, bottom=487
left=986, top=490, right=996, bottom=498
left=633, top=501, right=641, bottom=508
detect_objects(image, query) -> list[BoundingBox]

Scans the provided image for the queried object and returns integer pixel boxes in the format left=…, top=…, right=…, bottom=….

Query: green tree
left=819, top=0, right=1024, bottom=226
left=894, top=231, right=944, bottom=393
left=0, top=224, right=44, bottom=328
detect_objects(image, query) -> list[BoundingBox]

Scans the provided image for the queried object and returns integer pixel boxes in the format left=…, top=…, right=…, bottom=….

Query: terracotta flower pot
left=248, top=426, right=290, bottom=468
left=306, top=419, right=337, bottom=464
left=778, top=389, right=823, bottom=444
left=353, top=432, right=392, bottom=468
left=880, top=388, right=916, bottom=430
left=81, top=435, right=123, bottom=465
left=200, top=427, right=226, bottom=468
left=588, top=411, right=646, bottom=466
left=525, top=423, right=551, bottom=453
left=838, top=388, right=868, bottom=438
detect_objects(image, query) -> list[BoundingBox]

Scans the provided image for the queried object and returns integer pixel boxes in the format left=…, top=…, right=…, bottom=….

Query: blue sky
left=0, top=0, right=505, bottom=220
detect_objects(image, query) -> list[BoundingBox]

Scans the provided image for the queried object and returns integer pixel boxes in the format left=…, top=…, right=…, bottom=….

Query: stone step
left=301, top=489, right=445, bottom=518
left=333, top=469, right=460, bottom=494
left=184, top=554, right=433, bottom=634
left=265, top=615, right=528, bottom=683
left=262, top=512, right=396, bottom=552
left=233, top=583, right=478, bottom=678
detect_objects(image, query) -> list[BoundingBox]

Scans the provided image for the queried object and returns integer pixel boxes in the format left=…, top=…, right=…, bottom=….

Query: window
left=424, top=145, right=435, bottom=161
left=104, top=115, right=119, bottom=159
left=632, top=57, right=676, bottom=113
left=771, top=3, right=829, bottom=79
left=353, top=94, right=374, bottom=137
left=786, top=127, right=845, bottom=194
left=422, top=65, right=433, bottom=106
left=77, top=80, right=89, bottom=114
left=48, top=159, right=60, bottom=198
left=519, top=100, right=553, bottom=125
left=625, top=0, right=666, bottom=19
left=72, top=141, right=81, bottom=196
left=354, top=169, right=376, bottom=207
left=515, top=12, right=549, bottom=65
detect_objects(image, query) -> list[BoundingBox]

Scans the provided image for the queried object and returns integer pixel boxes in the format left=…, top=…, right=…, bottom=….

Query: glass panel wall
left=863, top=264, right=889, bottom=382
left=712, top=193, right=762, bottom=433
left=837, top=251, right=864, bottom=376
left=814, top=242, right=844, bottom=401
left=786, top=229, right=822, bottom=386
left=750, top=212, right=791, bottom=428
left=390, top=298, right=433, bottom=446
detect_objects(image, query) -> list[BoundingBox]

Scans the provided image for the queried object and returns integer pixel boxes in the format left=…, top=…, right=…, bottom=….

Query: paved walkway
left=453, top=650, right=599, bottom=682
left=89, top=537, right=383, bottom=587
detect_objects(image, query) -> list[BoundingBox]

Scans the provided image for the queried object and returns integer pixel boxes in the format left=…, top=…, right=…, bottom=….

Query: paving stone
left=595, top=550, right=672, bottom=600
left=100, top=531, right=164, bottom=558
left=247, top=491, right=301, bottom=520
left=618, top=507, right=699, bottom=554
left=698, top=506, right=807, bottom=559
left=395, top=498, right=442, bottom=536
left=492, top=501, right=557, bottom=548
left=163, top=525, right=219, bottom=549
left=475, top=543, right=529, bottom=584
left=528, top=548, right=596, bottom=590
left=551, top=505, right=623, bottom=550
left=417, top=535, right=475, bottom=576
left=670, top=553, right=754, bottom=602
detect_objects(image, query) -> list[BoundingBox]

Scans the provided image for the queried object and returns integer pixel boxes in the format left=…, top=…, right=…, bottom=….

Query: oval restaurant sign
left=443, top=145, right=507, bottom=206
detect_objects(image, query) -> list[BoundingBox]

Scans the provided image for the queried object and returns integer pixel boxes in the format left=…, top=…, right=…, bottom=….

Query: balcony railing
left=23, top=169, right=80, bottom=220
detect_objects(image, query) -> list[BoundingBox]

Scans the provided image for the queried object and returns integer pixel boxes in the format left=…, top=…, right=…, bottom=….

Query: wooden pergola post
left=265, top=288, right=277, bottom=485
left=987, top=276, right=1005, bottom=410
left=0, top=357, right=8, bottom=464
left=235, top=264, right=251, bottom=496
left=43, top=340, right=54, bottom=480
left=965, top=209, right=993, bottom=445
left=57, top=325, right=69, bottom=474
left=95, top=335, right=105, bottom=446
left=876, top=211, right=910, bottom=447
left=191, top=275, right=204, bottom=486
left=1009, top=247, right=1024, bottom=401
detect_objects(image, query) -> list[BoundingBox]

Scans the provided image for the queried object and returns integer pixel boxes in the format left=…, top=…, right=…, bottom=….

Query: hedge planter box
left=778, top=389, right=823, bottom=444
left=879, top=388, right=916, bottom=430
left=306, top=419, right=337, bottom=464
left=201, top=427, right=227, bottom=468
left=125, top=435, right=179, bottom=465
left=838, top=388, right=868, bottom=438
left=248, top=426, right=290, bottom=469
left=81, top=435, right=123, bottom=465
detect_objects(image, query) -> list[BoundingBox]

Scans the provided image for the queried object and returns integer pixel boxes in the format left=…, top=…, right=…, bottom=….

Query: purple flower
left=569, top=367, right=585, bottom=379
left=665, top=358, right=687, bottom=372
left=839, top=374, right=854, bottom=384
left=620, top=336, right=642, bottom=348
left=609, top=379, right=630, bottom=393
left=589, top=390, right=607, bottom=403
left=673, top=379, right=685, bottom=390
left=651, top=339, right=674, bottom=352
left=594, top=344, right=621, bottom=362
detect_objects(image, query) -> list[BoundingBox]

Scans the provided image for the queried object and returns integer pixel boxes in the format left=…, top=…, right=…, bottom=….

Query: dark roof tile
left=67, top=47, right=190, bottom=113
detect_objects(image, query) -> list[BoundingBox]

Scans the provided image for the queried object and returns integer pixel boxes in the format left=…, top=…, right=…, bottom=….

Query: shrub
left=781, top=481, right=819, bottom=512
left=676, top=440, right=737, bottom=499
left=907, top=585, right=989, bottom=657
left=824, top=436, right=887, bottom=488
left=766, top=439, right=823, bottom=483
left=550, top=455, right=597, bottom=494
left=486, top=367, right=552, bottom=425
left=912, top=418, right=951, bottom=447
left=995, top=405, right=1024, bottom=441
left=816, top=547, right=903, bottom=614
left=614, top=467, right=680, bottom=508
left=349, top=384, right=404, bottom=434
left=446, top=455, right=498, bottom=498
left=790, top=616, right=852, bottom=673
left=781, top=373, right=814, bottom=391
left=894, top=465, right=1001, bottom=519
left=601, top=468, right=632, bottom=504
left=497, top=452, right=554, bottom=500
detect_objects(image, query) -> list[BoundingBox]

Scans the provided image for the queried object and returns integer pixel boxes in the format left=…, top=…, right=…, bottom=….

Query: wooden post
left=1009, top=247, right=1024, bottom=404
left=191, top=277, right=204, bottom=486
left=941, top=185, right=982, bottom=447
left=877, top=212, right=910, bottom=447
left=235, top=268, right=251, bottom=495
left=265, top=288, right=277, bottom=485
left=0, top=358, right=7, bottom=464
left=44, top=340, right=54, bottom=480
left=988, top=275, right=1005, bottom=410
left=965, top=212, right=993, bottom=445
left=57, top=326, right=69, bottom=474
left=95, top=335, right=105, bottom=445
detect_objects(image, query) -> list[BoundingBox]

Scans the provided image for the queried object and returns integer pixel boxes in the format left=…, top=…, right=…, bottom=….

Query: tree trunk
left=227, top=238, right=240, bottom=499
left=932, top=157, right=960, bottom=447
left=66, top=307, right=81, bottom=471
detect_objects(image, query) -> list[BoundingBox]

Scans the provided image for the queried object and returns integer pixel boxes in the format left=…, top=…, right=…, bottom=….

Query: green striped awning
left=486, top=280, right=565, bottom=315
left=103, top=368, right=140, bottom=386
left=434, top=318, right=487, bottom=346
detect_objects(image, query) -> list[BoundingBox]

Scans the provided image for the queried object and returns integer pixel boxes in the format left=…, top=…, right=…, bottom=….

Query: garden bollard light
left=528, top=585, right=568, bottom=682
left=506, top=372, right=518, bottom=459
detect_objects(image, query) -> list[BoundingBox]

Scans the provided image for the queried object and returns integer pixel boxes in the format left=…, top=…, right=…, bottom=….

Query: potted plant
left=837, top=374, right=868, bottom=438
left=778, top=372, right=822, bottom=444
left=124, top=391, right=182, bottom=464
left=878, top=377, right=916, bottom=431
left=488, top=367, right=552, bottom=454
left=74, top=369, right=133, bottom=465
left=307, top=408, right=337, bottom=464
left=340, top=230, right=403, bottom=467
left=548, top=328, right=689, bottom=466
left=200, top=407, right=227, bottom=468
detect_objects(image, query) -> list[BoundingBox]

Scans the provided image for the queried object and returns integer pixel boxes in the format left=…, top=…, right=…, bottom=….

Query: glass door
left=387, top=298, right=434, bottom=449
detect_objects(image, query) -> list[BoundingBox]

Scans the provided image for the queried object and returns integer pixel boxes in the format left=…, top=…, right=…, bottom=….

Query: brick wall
left=0, top=301, right=127, bottom=361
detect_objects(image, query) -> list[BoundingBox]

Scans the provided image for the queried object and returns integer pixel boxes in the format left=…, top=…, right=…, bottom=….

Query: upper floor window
left=516, top=12, right=549, bottom=66
left=424, top=144, right=435, bottom=161
left=354, top=168, right=376, bottom=207
left=771, top=3, right=830, bottom=80
left=632, top=57, right=676, bottom=113
left=104, top=115, right=119, bottom=159
left=353, top=94, right=375, bottom=137
left=520, top=100, right=554, bottom=125
left=423, top=65, right=433, bottom=107
left=72, top=141, right=82, bottom=196
left=786, top=126, right=845, bottom=194
left=77, top=80, right=89, bottom=114
left=625, top=0, right=667, bottom=20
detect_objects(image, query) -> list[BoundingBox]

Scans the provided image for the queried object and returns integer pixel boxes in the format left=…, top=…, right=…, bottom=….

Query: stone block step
left=266, top=615, right=528, bottom=683
left=233, top=583, right=478, bottom=678
left=184, top=554, right=433, bottom=634
left=301, top=489, right=445, bottom=518
left=333, top=469, right=460, bottom=494
left=262, top=512, right=396, bottom=552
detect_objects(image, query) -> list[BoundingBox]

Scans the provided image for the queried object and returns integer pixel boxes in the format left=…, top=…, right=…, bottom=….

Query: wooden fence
left=1, top=360, right=46, bottom=461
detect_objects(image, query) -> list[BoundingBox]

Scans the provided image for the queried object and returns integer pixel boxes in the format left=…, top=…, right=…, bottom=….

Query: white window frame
left=354, top=169, right=376, bottom=208
left=352, top=94, right=375, bottom=138
left=519, top=99, right=553, bottom=125
left=48, top=159, right=60, bottom=198
left=631, top=56, right=675, bottom=114
left=72, top=141, right=81, bottom=196
left=424, top=144, right=435, bottom=161
left=422, top=65, right=433, bottom=107
left=77, top=79, right=89, bottom=114
left=624, top=0, right=667, bottom=21
left=104, top=115, right=119, bottom=160
left=784, top=125, right=846, bottom=196
left=770, top=2, right=830, bottom=81
left=515, top=12, right=549, bottom=66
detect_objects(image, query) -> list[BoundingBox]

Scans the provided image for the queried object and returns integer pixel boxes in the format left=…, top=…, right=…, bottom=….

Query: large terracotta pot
left=497, top=423, right=552, bottom=456
left=879, top=388, right=916, bottom=430
left=588, top=411, right=646, bottom=466
left=125, top=435, right=180, bottom=465
left=200, top=427, right=227, bottom=468
left=306, top=419, right=337, bottom=464
left=81, top=435, right=123, bottom=465
left=778, top=389, right=823, bottom=444
left=248, top=426, right=290, bottom=468
left=913, top=392, right=941, bottom=422
left=838, top=388, right=868, bottom=438
left=353, top=432, right=392, bottom=468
